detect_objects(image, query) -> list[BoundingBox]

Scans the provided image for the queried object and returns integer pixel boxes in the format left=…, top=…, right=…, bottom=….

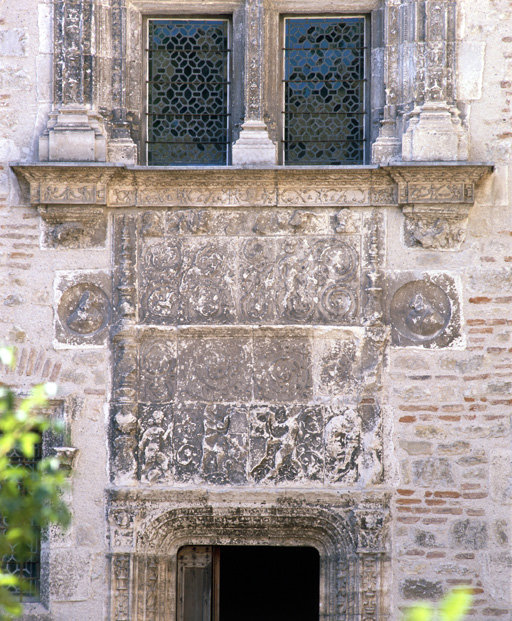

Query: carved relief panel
left=111, top=207, right=387, bottom=487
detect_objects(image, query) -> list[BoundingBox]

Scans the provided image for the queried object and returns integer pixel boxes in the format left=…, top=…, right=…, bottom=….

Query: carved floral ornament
left=107, top=494, right=389, bottom=620
left=13, top=163, right=492, bottom=250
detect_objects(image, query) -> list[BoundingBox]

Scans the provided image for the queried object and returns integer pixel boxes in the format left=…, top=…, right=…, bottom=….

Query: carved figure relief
left=391, top=281, right=451, bottom=340
left=111, top=210, right=386, bottom=487
left=325, top=408, right=361, bottom=484
left=59, top=285, right=110, bottom=335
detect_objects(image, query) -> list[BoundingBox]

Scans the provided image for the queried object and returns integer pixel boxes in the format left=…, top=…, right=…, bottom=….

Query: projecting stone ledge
left=12, top=161, right=493, bottom=251
left=384, top=162, right=493, bottom=251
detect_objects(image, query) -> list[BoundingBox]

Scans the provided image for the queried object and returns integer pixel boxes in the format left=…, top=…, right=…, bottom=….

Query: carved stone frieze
left=13, top=165, right=491, bottom=254
left=139, top=229, right=362, bottom=327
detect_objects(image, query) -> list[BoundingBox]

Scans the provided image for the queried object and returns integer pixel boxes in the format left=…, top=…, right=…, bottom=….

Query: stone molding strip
left=13, top=162, right=492, bottom=250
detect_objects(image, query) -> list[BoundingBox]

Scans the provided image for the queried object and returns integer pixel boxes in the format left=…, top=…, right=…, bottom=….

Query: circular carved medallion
left=58, top=284, right=110, bottom=336
left=390, top=280, right=451, bottom=342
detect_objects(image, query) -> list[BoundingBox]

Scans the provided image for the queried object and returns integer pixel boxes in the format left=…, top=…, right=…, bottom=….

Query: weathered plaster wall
left=0, top=2, right=110, bottom=619
left=0, top=1, right=511, bottom=620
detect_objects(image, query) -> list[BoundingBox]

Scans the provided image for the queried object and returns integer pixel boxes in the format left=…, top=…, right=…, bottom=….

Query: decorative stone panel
left=109, top=198, right=388, bottom=488
left=107, top=490, right=390, bottom=621
left=54, top=271, right=111, bottom=347
left=385, top=272, right=462, bottom=348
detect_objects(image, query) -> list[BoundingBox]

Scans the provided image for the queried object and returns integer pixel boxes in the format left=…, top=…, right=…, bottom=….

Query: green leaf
left=439, top=588, right=472, bottom=621
left=0, top=348, right=14, bottom=368
left=404, top=603, right=434, bottom=621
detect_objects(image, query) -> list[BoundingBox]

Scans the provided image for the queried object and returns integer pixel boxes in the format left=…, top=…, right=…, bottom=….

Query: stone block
left=177, top=335, right=252, bottom=402
left=253, top=336, right=312, bottom=402
left=457, top=41, right=485, bottom=101
left=412, top=458, right=454, bottom=485
left=0, top=28, right=26, bottom=56
left=400, top=578, right=443, bottom=600
left=451, top=519, right=488, bottom=550
left=50, top=549, right=91, bottom=601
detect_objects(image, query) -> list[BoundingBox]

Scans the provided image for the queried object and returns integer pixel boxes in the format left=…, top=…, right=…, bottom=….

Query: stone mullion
left=232, top=0, right=276, bottom=164
left=108, top=0, right=137, bottom=162
left=372, top=0, right=402, bottom=163
left=244, top=0, right=264, bottom=123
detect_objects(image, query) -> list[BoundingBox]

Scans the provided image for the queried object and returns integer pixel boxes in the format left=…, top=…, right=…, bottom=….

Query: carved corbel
left=12, top=165, right=120, bottom=248
left=52, top=446, right=79, bottom=473
left=385, top=163, right=493, bottom=251
left=38, top=206, right=107, bottom=248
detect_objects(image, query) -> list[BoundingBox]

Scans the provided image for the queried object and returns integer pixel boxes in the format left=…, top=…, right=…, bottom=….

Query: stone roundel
left=390, top=280, right=451, bottom=342
left=58, top=283, right=110, bottom=336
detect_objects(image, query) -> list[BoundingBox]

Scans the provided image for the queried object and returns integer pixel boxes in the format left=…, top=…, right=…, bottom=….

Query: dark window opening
left=177, top=545, right=320, bottom=621
left=283, top=17, right=367, bottom=165
left=1, top=439, right=42, bottom=601
left=147, top=19, right=231, bottom=166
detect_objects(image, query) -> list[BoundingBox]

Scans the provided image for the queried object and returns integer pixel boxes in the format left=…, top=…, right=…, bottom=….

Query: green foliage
left=0, top=347, right=70, bottom=618
left=404, top=588, right=472, bottom=621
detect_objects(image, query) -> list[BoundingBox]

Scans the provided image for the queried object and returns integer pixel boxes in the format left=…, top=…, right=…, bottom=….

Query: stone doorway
left=177, top=545, right=320, bottom=621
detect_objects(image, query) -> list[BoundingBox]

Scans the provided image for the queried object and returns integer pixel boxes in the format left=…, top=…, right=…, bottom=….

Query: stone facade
left=0, top=1, right=511, bottom=620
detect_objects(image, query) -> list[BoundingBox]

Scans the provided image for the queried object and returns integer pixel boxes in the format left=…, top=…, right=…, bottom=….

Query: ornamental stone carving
left=107, top=493, right=389, bottom=621
left=54, top=271, right=111, bottom=346
left=385, top=163, right=492, bottom=250
left=386, top=272, right=461, bottom=348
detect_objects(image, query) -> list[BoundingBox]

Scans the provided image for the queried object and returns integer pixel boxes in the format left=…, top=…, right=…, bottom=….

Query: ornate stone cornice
left=384, top=162, right=493, bottom=250
left=13, top=162, right=492, bottom=250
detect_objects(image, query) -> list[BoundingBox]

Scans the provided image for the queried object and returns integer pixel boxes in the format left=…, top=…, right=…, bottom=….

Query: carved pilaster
left=40, top=0, right=107, bottom=162
left=108, top=0, right=137, bottom=164
left=110, top=553, right=132, bottom=621
left=400, top=0, right=468, bottom=161
left=232, top=0, right=276, bottom=165
left=111, top=215, right=138, bottom=483
left=362, top=210, right=386, bottom=326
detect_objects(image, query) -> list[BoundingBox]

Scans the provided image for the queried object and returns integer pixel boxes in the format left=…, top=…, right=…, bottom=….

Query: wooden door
left=177, top=546, right=218, bottom=621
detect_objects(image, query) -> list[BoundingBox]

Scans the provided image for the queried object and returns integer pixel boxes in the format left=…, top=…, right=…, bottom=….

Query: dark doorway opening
left=177, top=545, right=320, bottom=621
left=220, top=546, right=319, bottom=621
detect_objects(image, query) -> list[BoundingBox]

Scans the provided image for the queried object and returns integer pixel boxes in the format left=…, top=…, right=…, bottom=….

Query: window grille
left=147, top=19, right=231, bottom=166
left=283, top=17, right=367, bottom=165
left=1, top=439, right=43, bottom=600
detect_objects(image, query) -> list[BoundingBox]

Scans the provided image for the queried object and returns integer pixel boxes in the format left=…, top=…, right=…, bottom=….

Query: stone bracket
left=384, top=163, right=493, bottom=250
left=52, top=447, right=79, bottom=473
left=38, top=206, right=107, bottom=249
